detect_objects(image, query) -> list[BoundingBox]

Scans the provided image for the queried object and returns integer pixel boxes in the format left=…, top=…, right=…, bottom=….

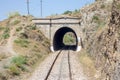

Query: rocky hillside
left=0, top=14, right=50, bottom=80
left=79, top=0, right=120, bottom=80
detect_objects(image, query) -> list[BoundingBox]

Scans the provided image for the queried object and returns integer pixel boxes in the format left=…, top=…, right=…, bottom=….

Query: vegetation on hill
left=0, top=13, right=50, bottom=80
left=77, top=0, right=120, bottom=80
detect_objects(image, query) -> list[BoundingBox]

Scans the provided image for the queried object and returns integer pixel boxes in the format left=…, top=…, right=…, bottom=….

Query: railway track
left=28, top=48, right=87, bottom=80
left=45, top=49, right=72, bottom=80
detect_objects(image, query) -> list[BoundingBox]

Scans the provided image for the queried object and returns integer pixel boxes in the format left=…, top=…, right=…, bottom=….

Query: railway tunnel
left=52, top=27, right=79, bottom=51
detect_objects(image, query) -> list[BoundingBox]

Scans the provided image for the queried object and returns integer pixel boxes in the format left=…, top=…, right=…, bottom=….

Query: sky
left=0, top=0, right=95, bottom=21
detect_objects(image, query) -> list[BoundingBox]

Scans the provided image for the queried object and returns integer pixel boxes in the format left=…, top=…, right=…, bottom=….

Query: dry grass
left=13, top=38, right=49, bottom=70
left=0, top=54, right=8, bottom=61
left=14, top=39, right=46, bottom=55
left=78, top=49, right=97, bottom=80
left=0, top=15, right=50, bottom=80
left=4, top=40, right=49, bottom=80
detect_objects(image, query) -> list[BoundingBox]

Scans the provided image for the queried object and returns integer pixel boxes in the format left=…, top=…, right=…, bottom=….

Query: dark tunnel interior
left=53, top=27, right=78, bottom=51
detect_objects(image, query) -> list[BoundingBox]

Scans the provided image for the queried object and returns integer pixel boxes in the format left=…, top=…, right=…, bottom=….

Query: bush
left=2, top=33, right=10, bottom=39
left=20, top=33, right=28, bottom=39
left=2, top=27, right=10, bottom=39
left=11, top=55, right=26, bottom=66
left=31, top=26, right=36, bottom=30
left=13, top=20, right=20, bottom=25
left=4, top=27, right=10, bottom=33
left=16, top=27, right=22, bottom=32
left=8, top=12, right=20, bottom=18
left=8, top=55, right=27, bottom=75
left=9, top=64, right=20, bottom=75
left=27, top=25, right=36, bottom=30
left=92, top=15, right=99, bottom=21
left=101, top=4, right=105, bottom=9
left=11, top=55, right=27, bottom=71
left=63, top=10, right=72, bottom=14
left=14, top=39, right=30, bottom=47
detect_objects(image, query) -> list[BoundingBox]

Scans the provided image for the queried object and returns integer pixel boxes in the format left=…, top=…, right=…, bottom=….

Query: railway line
left=28, top=49, right=87, bottom=80
left=45, top=49, right=72, bottom=80
left=45, top=50, right=72, bottom=80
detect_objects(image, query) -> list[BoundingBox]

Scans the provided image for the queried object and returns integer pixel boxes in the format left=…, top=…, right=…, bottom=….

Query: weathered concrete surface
left=32, top=16, right=82, bottom=51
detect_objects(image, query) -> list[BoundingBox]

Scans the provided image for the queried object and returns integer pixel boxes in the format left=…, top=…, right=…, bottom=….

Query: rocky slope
left=80, top=0, right=120, bottom=80
left=0, top=14, right=50, bottom=80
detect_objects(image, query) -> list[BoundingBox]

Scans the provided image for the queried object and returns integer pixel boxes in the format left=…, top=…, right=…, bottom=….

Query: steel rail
left=44, top=50, right=62, bottom=80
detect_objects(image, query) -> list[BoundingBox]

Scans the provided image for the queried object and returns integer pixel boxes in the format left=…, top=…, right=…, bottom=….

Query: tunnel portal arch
left=53, top=27, right=78, bottom=51
left=32, top=16, right=82, bottom=52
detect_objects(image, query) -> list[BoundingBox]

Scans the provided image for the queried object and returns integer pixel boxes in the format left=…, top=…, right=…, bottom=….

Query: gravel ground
left=70, top=50, right=87, bottom=80
left=47, top=51, right=69, bottom=80
left=28, top=50, right=87, bottom=80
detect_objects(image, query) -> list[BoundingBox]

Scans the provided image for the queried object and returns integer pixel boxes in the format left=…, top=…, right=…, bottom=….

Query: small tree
left=63, top=10, right=72, bottom=14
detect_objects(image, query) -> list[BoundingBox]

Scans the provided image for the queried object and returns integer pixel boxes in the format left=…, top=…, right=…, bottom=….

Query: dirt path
left=0, top=27, right=17, bottom=57
left=6, top=27, right=17, bottom=55
left=27, top=50, right=87, bottom=80
left=0, top=27, right=17, bottom=71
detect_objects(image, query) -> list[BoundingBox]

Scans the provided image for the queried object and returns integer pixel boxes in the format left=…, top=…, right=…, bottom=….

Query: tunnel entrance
left=53, top=27, right=78, bottom=51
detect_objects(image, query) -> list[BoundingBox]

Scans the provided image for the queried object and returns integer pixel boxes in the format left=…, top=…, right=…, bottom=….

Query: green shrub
left=11, top=55, right=27, bottom=71
left=8, top=12, right=20, bottom=18
left=4, top=27, right=10, bottom=33
left=27, top=25, right=36, bottom=30
left=92, top=15, right=99, bottom=21
left=34, top=45, right=38, bottom=48
left=16, top=27, right=22, bottom=32
left=63, top=10, right=72, bottom=14
left=13, top=20, right=20, bottom=25
left=2, top=33, right=10, bottom=39
left=9, top=64, right=20, bottom=75
left=11, top=55, right=26, bottom=66
left=2, top=27, right=10, bottom=39
left=101, top=4, right=105, bottom=9
left=31, top=26, right=36, bottom=30
left=14, top=39, right=30, bottom=47
left=8, top=55, right=28, bottom=75
left=20, top=33, right=28, bottom=39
